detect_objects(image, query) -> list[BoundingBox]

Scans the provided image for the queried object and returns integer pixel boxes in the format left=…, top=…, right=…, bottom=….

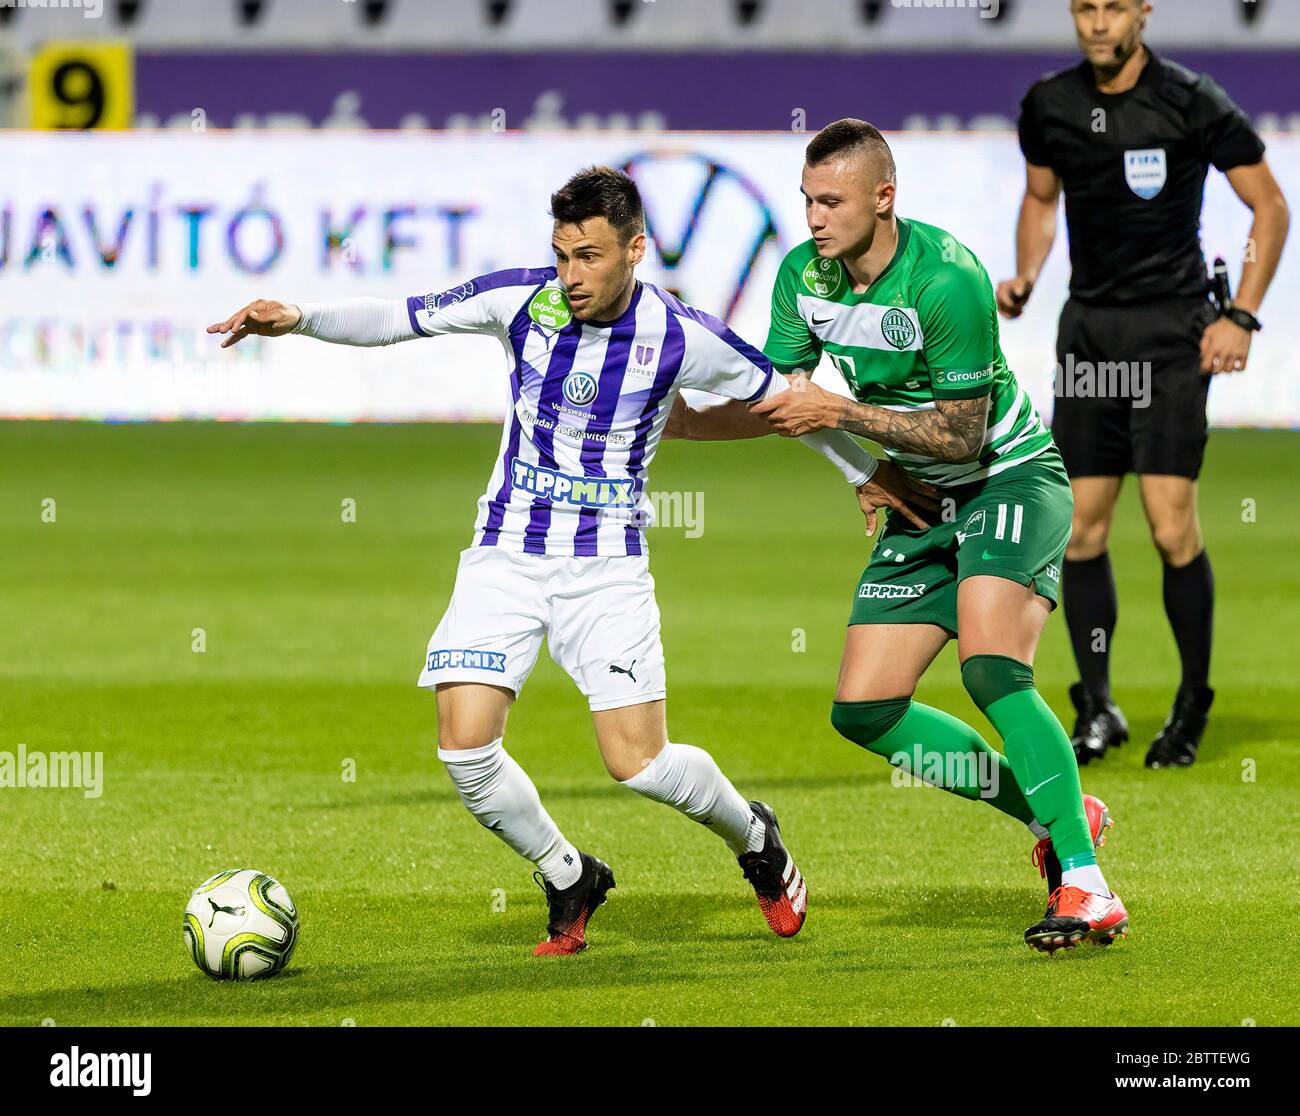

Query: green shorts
left=849, top=450, right=1073, bottom=634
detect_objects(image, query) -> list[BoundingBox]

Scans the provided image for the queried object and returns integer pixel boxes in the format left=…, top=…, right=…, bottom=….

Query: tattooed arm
left=831, top=393, right=990, bottom=463
left=750, top=375, right=990, bottom=464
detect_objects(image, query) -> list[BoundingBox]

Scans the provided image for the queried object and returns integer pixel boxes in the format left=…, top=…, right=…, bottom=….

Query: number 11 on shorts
left=994, top=503, right=1024, bottom=545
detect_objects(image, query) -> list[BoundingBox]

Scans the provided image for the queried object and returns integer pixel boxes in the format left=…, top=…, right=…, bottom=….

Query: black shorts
left=1051, top=295, right=1217, bottom=479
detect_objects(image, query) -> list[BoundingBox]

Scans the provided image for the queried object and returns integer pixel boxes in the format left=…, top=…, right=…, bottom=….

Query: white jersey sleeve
left=292, top=297, right=414, bottom=346
left=289, top=267, right=555, bottom=347
left=407, top=267, right=556, bottom=339
left=676, top=310, right=774, bottom=402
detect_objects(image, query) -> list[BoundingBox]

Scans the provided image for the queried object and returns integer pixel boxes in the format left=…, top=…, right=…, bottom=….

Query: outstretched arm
left=664, top=393, right=772, bottom=441
left=668, top=362, right=939, bottom=530
left=751, top=375, right=990, bottom=464
left=208, top=296, right=416, bottom=349
left=830, top=393, right=989, bottom=463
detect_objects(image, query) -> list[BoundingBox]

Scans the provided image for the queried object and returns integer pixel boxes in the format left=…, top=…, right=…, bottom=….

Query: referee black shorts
left=1051, top=295, right=1217, bottom=480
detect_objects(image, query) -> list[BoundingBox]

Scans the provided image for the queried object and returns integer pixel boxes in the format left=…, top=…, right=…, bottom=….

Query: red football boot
left=532, top=852, right=616, bottom=957
left=1025, top=885, right=1129, bottom=953
left=737, top=801, right=807, bottom=938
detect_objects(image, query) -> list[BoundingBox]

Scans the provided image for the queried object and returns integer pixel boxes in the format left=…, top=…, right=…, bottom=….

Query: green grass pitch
left=1, top=420, right=1296, bottom=1026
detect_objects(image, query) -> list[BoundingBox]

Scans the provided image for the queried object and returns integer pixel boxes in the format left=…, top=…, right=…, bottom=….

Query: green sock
left=961, top=654, right=1094, bottom=868
left=831, top=697, right=1038, bottom=827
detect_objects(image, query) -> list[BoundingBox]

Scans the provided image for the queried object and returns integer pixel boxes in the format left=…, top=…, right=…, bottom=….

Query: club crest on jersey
left=881, top=307, right=917, bottom=350
left=802, top=257, right=845, bottom=298
left=528, top=287, right=573, bottom=331
left=1124, top=149, right=1167, bottom=200
left=561, top=370, right=599, bottom=407
left=627, top=342, right=657, bottom=378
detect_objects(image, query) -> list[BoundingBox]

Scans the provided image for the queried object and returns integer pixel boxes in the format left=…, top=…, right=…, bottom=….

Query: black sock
left=1062, top=553, right=1117, bottom=700
left=1163, top=550, right=1214, bottom=691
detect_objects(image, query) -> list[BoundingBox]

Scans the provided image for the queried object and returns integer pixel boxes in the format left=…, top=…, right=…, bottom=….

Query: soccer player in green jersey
left=670, top=119, right=1127, bottom=953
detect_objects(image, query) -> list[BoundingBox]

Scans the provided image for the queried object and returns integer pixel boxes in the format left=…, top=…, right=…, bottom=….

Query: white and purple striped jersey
left=406, top=267, right=774, bottom=557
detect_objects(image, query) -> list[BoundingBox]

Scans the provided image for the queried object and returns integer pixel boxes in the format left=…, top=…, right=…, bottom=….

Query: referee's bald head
left=805, top=119, right=897, bottom=188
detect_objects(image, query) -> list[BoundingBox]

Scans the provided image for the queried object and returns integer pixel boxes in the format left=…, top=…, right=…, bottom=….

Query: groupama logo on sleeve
left=528, top=287, right=573, bottom=330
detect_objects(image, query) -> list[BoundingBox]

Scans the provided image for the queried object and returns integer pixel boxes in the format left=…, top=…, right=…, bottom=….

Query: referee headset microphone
left=1072, top=0, right=1150, bottom=70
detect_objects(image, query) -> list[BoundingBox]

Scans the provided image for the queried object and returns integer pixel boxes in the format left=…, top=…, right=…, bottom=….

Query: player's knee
left=831, top=698, right=910, bottom=754
left=1150, top=520, right=1200, bottom=565
left=437, top=730, right=501, bottom=752
left=436, top=736, right=504, bottom=798
left=961, top=655, right=1036, bottom=712
left=605, top=749, right=658, bottom=783
left=1066, top=515, right=1110, bottom=560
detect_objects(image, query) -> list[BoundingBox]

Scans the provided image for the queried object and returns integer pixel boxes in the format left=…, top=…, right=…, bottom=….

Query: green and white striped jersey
left=764, top=218, right=1055, bottom=487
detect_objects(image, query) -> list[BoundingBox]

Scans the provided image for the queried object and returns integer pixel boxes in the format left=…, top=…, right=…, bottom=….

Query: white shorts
left=417, top=547, right=667, bottom=712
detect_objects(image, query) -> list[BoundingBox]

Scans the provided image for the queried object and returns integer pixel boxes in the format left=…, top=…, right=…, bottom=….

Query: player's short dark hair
left=805, top=119, right=897, bottom=184
left=550, top=166, right=645, bottom=243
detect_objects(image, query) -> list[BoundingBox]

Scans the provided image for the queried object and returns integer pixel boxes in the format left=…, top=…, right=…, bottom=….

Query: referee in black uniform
left=997, top=0, right=1289, bottom=769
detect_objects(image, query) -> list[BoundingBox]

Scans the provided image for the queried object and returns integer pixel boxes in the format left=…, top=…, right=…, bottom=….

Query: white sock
left=621, top=742, right=765, bottom=856
left=439, top=738, right=582, bottom=890
left=1028, top=820, right=1050, bottom=841
left=1062, top=863, right=1109, bottom=895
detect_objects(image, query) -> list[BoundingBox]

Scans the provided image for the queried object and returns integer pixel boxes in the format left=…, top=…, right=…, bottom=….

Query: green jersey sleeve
left=763, top=255, right=822, bottom=374
left=915, top=259, right=997, bottom=399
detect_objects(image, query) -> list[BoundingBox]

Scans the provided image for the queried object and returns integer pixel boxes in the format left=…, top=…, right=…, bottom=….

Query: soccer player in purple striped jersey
left=208, top=166, right=916, bottom=956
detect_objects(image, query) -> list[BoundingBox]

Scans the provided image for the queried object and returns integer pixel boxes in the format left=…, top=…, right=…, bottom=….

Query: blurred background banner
left=1, top=0, right=1296, bottom=424
left=4, top=131, right=1295, bottom=424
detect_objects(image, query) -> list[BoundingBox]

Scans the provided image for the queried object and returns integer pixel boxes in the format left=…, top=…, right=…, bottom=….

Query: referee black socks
left=1163, top=549, right=1215, bottom=692
left=1062, top=553, right=1118, bottom=700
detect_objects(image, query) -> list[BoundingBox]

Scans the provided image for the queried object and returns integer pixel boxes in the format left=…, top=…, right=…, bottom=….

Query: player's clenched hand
left=1200, top=317, right=1252, bottom=375
left=856, top=460, right=940, bottom=536
left=207, top=299, right=302, bottom=349
left=749, top=372, right=838, bottom=436
left=995, top=277, right=1034, bottom=320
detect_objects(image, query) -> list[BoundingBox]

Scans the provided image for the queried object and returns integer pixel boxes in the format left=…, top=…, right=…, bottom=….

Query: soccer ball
left=182, top=868, right=299, bottom=980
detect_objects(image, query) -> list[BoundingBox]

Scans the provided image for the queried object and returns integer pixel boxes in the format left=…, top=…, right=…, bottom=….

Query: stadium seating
left=0, top=0, right=1293, bottom=52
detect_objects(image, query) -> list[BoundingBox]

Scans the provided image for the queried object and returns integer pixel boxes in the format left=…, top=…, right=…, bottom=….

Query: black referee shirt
left=1018, top=49, right=1265, bottom=306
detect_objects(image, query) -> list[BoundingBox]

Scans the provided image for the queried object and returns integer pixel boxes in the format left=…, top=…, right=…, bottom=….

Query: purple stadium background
left=136, top=51, right=1300, bottom=131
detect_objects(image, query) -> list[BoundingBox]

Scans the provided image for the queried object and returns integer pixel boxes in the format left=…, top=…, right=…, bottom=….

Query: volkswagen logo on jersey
left=562, top=370, right=599, bottom=407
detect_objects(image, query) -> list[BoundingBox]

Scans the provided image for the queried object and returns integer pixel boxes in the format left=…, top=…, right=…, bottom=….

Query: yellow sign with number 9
left=28, top=41, right=134, bottom=130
